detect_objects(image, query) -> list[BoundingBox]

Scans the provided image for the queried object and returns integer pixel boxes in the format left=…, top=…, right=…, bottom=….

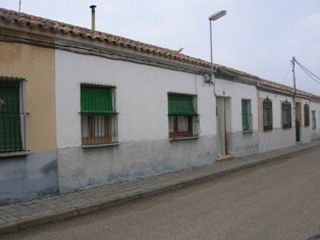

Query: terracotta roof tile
left=260, top=78, right=320, bottom=100
left=1, top=8, right=256, bottom=76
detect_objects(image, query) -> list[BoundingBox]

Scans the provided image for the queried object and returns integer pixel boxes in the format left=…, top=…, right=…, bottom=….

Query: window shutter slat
left=242, top=100, right=249, bottom=131
left=81, top=86, right=113, bottom=114
left=168, top=94, right=196, bottom=116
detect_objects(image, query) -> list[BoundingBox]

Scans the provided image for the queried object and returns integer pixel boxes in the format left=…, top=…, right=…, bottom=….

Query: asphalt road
left=3, top=147, right=320, bottom=240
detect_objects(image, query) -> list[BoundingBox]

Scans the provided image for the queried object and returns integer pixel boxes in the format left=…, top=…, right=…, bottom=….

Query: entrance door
left=216, top=97, right=228, bottom=156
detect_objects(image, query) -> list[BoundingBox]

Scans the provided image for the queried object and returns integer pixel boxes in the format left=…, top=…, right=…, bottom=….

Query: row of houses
left=0, top=8, right=320, bottom=204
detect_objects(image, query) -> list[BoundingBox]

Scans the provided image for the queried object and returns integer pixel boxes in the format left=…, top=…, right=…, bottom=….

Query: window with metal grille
left=242, top=99, right=252, bottom=132
left=312, top=110, right=316, bottom=130
left=263, top=97, right=273, bottom=131
left=80, top=84, right=118, bottom=146
left=0, top=78, right=26, bottom=153
left=282, top=100, right=292, bottom=129
left=304, top=103, right=310, bottom=127
left=168, top=93, right=198, bottom=139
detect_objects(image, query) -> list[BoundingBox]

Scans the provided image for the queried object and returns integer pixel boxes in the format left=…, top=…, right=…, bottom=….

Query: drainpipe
left=90, top=5, right=97, bottom=31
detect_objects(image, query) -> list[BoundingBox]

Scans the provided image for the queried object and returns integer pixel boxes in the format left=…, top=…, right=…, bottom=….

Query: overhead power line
left=294, top=58, right=320, bottom=85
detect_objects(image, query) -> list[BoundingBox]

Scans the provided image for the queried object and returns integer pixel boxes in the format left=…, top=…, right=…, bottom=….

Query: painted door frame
left=216, top=96, right=231, bottom=157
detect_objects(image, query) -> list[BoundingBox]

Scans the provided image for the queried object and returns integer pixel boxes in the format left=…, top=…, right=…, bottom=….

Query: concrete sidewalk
left=0, top=141, right=319, bottom=236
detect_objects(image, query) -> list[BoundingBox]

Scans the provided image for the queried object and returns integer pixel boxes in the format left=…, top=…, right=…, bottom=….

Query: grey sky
left=1, top=0, right=320, bottom=95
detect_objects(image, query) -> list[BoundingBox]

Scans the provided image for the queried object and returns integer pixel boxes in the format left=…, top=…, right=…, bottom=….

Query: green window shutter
left=0, top=82, right=22, bottom=152
left=242, top=100, right=249, bottom=131
left=168, top=94, right=196, bottom=116
left=241, top=99, right=251, bottom=131
left=81, top=86, right=113, bottom=114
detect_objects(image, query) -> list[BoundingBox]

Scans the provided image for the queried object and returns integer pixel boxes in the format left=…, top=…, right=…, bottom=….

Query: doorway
left=216, top=97, right=231, bottom=157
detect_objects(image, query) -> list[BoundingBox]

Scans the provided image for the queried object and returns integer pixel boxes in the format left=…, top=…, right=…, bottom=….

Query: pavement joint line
left=0, top=141, right=319, bottom=236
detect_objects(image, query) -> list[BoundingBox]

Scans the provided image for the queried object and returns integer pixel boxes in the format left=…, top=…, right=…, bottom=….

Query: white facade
left=55, top=50, right=217, bottom=192
left=55, top=48, right=320, bottom=193
left=215, top=79, right=259, bottom=156
left=258, top=91, right=295, bottom=152
left=310, top=100, right=320, bottom=141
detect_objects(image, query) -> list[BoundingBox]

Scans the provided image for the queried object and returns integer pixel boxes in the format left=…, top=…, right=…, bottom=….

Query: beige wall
left=0, top=42, right=56, bottom=152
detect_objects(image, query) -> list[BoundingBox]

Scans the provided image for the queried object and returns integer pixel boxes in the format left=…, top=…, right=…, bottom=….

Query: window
left=80, top=85, right=117, bottom=146
left=263, top=97, right=273, bottom=131
left=282, top=100, right=292, bottom=129
left=168, top=93, right=198, bottom=139
left=304, top=103, right=310, bottom=127
left=312, top=110, right=316, bottom=129
left=0, top=78, right=26, bottom=153
left=242, top=99, right=252, bottom=132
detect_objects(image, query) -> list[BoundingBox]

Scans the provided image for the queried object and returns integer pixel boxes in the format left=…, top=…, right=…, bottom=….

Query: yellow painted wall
left=0, top=41, right=56, bottom=152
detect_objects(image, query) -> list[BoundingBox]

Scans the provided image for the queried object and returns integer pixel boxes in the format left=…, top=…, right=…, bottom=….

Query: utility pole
left=291, top=56, right=298, bottom=140
left=19, top=0, right=21, bottom=12
left=291, top=56, right=297, bottom=100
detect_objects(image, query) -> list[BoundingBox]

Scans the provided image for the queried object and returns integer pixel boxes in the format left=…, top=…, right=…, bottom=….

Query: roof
left=0, top=8, right=319, bottom=100
left=0, top=7, right=259, bottom=80
left=260, top=78, right=320, bottom=100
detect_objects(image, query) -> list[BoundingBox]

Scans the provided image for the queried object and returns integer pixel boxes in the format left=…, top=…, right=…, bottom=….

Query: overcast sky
left=1, top=0, right=320, bottom=95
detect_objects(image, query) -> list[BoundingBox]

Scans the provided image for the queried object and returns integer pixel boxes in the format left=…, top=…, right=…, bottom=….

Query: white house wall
left=310, top=101, right=320, bottom=141
left=215, top=79, right=259, bottom=156
left=258, top=91, right=295, bottom=152
left=55, top=50, right=217, bottom=193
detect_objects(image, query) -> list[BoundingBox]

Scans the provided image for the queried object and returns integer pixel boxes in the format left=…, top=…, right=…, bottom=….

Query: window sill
left=82, top=142, right=119, bottom=148
left=242, top=130, right=253, bottom=134
left=0, top=151, right=30, bottom=158
left=169, top=136, right=199, bottom=141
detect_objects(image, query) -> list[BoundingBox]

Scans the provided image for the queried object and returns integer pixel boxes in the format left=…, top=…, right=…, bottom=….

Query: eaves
left=53, top=34, right=211, bottom=76
left=257, top=85, right=299, bottom=99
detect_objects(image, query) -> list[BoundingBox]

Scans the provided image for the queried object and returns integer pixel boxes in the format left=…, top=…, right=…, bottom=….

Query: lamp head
left=209, top=10, right=227, bottom=21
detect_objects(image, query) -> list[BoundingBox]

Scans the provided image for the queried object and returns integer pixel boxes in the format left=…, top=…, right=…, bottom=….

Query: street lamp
left=208, top=10, right=227, bottom=83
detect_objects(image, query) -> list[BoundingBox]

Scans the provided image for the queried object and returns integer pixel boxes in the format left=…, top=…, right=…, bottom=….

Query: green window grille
left=81, top=85, right=114, bottom=114
left=263, top=98, right=273, bottom=131
left=168, top=94, right=197, bottom=116
left=312, top=110, right=316, bottom=129
left=304, top=103, right=310, bottom=127
left=0, top=81, right=22, bottom=152
left=282, top=101, right=292, bottom=129
left=242, top=99, right=252, bottom=131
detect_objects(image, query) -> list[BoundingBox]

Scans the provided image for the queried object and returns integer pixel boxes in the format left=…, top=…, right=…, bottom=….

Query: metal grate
left=80, top=84, right=118, bottom=145
left=0, top=79, right=25, bottom=153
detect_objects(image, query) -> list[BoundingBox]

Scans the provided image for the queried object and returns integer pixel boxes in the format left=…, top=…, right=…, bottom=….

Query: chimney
left=90, top=5, right=97, bottom=31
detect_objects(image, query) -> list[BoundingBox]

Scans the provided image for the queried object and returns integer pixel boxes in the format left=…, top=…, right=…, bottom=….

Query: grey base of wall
left=0, top=151, right=59, bottom=205
left=57, top=136, right=217, bottom=194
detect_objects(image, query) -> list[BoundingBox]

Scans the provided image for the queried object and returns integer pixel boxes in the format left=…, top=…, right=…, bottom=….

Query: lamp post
left=208, top=10, right=227, bottom=83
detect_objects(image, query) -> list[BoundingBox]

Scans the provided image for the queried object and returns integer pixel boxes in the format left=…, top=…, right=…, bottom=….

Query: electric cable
left=294, top=59, right=320, bottom=84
